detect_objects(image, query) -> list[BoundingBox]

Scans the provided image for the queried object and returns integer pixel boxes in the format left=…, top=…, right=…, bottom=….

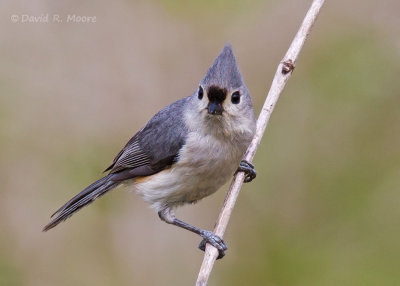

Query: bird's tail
left=43, top=175, right=119, bottom=231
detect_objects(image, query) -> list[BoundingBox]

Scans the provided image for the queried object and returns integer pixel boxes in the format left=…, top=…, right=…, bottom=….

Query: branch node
left=281, top=59, right=295, bottom=74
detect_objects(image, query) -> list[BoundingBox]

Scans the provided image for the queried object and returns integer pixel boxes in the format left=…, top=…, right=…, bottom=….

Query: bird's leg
left=158, top=209, right=227, bottom=259
left=235, top=160, right=257, bottom=183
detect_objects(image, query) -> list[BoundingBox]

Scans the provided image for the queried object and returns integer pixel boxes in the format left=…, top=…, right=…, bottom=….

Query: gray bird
left=44, top=44, right=257, bottom=259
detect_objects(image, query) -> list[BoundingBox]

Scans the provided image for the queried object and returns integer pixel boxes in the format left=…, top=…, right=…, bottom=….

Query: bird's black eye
left=231, top=91, right=241, bottom=104
left=198, top=86, right=204, bottom=100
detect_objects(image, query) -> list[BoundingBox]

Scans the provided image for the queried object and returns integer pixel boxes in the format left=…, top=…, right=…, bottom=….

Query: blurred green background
left=1, top=0, right=399, bottom=285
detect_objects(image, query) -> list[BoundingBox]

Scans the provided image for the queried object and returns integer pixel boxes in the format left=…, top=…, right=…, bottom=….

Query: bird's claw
left=198, top=230, right=227, bottom=260
left=236, top=160, right=256, bottom=183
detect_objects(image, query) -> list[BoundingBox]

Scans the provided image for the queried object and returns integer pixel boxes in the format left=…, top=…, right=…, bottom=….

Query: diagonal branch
left=195, top=0, right=326, bottom=285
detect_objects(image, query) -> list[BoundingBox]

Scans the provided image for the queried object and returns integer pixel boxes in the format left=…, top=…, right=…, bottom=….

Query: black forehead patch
left=207, top=85, right=227, bottom=103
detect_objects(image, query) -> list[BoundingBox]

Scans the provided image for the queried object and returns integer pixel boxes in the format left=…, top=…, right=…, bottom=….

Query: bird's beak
left=207, top=102, right=223, bottom=115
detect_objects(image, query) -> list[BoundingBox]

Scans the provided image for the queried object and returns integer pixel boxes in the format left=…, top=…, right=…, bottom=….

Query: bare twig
left=195, top=0, right=326, bottom=285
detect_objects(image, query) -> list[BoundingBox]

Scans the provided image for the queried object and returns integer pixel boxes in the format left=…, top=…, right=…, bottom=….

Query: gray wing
left=104, top=135, right=150, bottom=173
left=43, top=97, right=190, bottom=231
left=105, top=97, right=189, bottom=179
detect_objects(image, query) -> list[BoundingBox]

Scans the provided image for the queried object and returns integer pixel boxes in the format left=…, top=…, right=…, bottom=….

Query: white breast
left=134, top=131, right=246, bottom=211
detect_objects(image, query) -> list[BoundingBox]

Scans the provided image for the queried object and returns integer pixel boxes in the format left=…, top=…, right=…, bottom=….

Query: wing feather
left=105, top=97, right=190, bottom=176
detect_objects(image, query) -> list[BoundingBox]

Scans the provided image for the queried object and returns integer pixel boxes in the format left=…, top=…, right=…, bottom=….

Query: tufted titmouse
left=44, top=44, right=257, bottom=259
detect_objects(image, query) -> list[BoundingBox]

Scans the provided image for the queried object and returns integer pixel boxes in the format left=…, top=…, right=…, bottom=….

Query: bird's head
left=188, top=44, right=256, bottom=138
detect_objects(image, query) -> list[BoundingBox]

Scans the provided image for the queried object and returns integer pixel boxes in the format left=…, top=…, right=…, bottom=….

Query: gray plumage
left=44, top=43, right=256, bottom=259
left=44, top=98, right=190, bottom=231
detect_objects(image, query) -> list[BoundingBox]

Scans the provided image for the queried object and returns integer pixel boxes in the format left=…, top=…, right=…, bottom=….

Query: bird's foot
left=236, top=160, right=256, bottom=183
left=198, top=230, right=227, bottom=260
